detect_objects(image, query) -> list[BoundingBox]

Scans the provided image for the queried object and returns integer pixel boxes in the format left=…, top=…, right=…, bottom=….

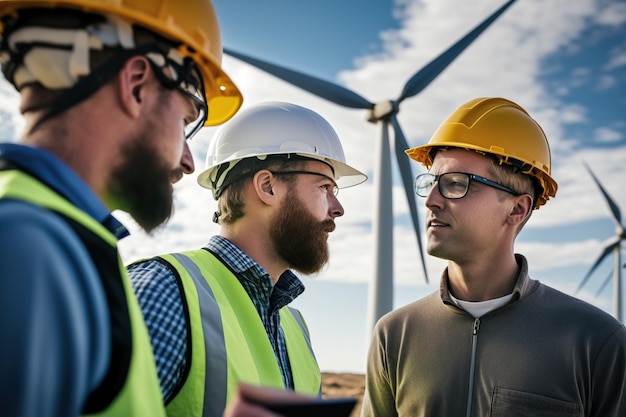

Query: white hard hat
left=197, top=101, right=367, bottom=199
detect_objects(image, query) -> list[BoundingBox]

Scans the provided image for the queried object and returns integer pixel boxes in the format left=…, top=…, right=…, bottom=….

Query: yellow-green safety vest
left=0, top=168, right=166, bottom=417
left=159, top=250, right=321, bottom=417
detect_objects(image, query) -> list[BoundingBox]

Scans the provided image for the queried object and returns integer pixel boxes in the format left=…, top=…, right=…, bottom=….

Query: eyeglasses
left=147, top=52, right=208, bottom=140
left=414, top=172, right=520, bottom=199
left=270, top=170, right=339, bottom=196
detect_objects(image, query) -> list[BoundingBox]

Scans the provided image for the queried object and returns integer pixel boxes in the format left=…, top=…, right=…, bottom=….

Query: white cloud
left=596, top=74, right=618, bottom=90
left=118, top=0, right=626, bottom=292
left=1, top=0, right=623, bottom=308
left=594, top=126, right=623, bottom=143
left=606, top=46, right=626, bottom=69
left=594, top=0, right=626, bottom=26
left=2, top=0, right=625, bottom=373
left=560, top=103, right=588, bottom=124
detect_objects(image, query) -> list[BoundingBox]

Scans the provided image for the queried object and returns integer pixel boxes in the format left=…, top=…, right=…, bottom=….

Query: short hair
left=485, top=154, right=537, bottom=231
left=428, top=147, right=539, bottom=232
left=216, top=157, right=308, bottom=224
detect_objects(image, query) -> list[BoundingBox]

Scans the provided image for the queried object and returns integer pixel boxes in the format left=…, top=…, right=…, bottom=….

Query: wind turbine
left=575, top=162, right=625, bottom=323
left=224, top=0, right=518, bottom=331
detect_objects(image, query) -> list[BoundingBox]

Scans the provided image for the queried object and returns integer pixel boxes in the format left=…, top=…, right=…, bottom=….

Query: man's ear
left=253, top=170, right=278, bottom=205
left=118, top=55, right=151, bottom=118
left=507, top=194, right=533, bottom=226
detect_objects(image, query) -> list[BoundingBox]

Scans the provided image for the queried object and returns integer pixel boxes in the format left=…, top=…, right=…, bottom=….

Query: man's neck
left=446, top=256, right=519, bottom=302
left=221, top=225, right=288, bottom=285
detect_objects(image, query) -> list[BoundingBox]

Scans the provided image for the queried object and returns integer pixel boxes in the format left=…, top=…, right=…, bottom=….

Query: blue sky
left=1, top=0, right=625, bottom=374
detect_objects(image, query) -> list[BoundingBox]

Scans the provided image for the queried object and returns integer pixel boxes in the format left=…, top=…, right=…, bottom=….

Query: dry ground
left=321, top=372, right=365, bottom=417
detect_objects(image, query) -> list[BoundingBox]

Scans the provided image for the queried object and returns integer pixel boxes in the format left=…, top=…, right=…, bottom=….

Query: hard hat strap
left=1, top=11, right=135, bottom=89
left=146, top=51, right=208, bottom=139
left=28, top=43, right=166, bottom=132
left=213, top=154, right=330, bottom=199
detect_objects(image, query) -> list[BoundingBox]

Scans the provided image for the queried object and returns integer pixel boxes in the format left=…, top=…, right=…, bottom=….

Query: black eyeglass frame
left=148, top=54, right=208, bottom=140
left=414, top=172, right=521, bottom=199
left=269, top=170, right=339, bottom=196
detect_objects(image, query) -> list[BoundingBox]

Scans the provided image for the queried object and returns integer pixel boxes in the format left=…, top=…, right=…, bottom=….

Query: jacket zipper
left=465, top=318, right=481, bottom=417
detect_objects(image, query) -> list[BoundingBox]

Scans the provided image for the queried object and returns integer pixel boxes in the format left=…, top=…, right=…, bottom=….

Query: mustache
left=321, top=219, right=336, bottom=233
left=170, top=167, right=184, bottom=184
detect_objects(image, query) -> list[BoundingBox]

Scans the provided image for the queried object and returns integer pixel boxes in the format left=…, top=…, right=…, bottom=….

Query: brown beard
left=110, top=138, right=180, bottom=233
left=270, top=192, right=336, bottom=275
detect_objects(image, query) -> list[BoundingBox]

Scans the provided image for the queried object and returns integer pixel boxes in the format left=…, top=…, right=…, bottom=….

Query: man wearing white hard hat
left=128, top=102, right=367, bottom=417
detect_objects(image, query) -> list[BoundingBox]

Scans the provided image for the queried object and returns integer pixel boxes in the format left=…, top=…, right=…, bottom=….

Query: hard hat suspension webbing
left=28, top=44, right=164, bottom=132
left=214, top=154, right=331, bottom=199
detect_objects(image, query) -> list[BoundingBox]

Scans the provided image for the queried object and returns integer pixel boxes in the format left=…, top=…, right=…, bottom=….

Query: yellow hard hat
left=406, top=97, right=557, bottom=208
left=0, top=0, right=242, bottom=125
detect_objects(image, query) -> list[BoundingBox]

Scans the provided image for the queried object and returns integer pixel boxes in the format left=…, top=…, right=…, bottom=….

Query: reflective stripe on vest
left=161, top=250, right=321, bottom=417
left=0, top=169, right=166, bottom=417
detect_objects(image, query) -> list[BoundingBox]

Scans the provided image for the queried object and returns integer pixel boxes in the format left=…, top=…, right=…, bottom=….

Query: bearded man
left=127, top=101, right=367, bottom=417
left=0, top=1, right=241, bottom=416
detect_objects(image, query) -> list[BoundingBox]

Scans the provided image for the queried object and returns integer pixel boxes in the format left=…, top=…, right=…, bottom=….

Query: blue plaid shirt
left=128, top=235, right=305, bottom=402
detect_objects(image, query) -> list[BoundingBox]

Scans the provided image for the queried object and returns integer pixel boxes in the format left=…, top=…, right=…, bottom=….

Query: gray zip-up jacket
left=361, top=255, right=626, bottom=417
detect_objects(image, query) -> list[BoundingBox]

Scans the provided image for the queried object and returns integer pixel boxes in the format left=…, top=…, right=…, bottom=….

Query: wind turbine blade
left=390, top=114, right=429, bottom=284
left=576, top=237, right=621, bottom=294
left=224, top=48, right=373, bottom=109
left=398, top=0, right=517, bottom=103
left=583, top=161, right=622, bottom=225
left=595, top=269, right=614, bottom=297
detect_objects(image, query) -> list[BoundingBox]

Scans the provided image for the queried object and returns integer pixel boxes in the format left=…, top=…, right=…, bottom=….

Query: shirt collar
left=440, top=254, right=533, bottom=306
left=206, top=235, right=305, bottom=300
left=0, top=143, right=129, bottom=239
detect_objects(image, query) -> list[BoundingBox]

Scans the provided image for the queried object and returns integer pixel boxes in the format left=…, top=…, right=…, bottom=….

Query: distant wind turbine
left=575, top=162, right=625, bottom=323
left=225, top=0, right=518, bottom=331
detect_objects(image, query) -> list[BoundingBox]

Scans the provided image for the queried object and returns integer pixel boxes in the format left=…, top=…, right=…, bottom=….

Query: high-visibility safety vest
left=158, top=250, right=322, bottom=417
left=0, top=167, right=166, bottom=417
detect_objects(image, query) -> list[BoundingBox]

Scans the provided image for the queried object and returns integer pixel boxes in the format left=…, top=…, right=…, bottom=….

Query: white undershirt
left=449, top=293, right=513, bottom=318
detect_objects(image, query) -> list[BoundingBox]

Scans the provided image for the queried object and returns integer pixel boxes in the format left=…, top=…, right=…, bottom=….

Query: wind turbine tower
left=224, top=0, right=518, bottom=332
left=575, top=162, right=625, bottom=323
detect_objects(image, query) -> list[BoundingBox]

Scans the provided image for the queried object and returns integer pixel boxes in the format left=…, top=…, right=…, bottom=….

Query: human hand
left=223, top=383, right=317, bottom=417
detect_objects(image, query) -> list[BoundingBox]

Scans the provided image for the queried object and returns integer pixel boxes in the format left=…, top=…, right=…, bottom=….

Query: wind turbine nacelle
left=367, top=101, right=398, bottom=123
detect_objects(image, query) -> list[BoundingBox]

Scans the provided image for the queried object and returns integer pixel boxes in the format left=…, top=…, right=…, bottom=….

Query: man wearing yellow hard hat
left=0, top=0, right=241, bottom=415
left=361, top=97, right=626, bottom=417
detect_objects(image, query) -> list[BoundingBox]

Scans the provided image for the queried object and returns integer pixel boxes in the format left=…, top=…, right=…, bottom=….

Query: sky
left=1, top=0, right=625, bottom=374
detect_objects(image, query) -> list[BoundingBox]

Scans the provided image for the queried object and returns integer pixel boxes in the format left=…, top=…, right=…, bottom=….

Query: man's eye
left=322, top=184, right=339, bottom=196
